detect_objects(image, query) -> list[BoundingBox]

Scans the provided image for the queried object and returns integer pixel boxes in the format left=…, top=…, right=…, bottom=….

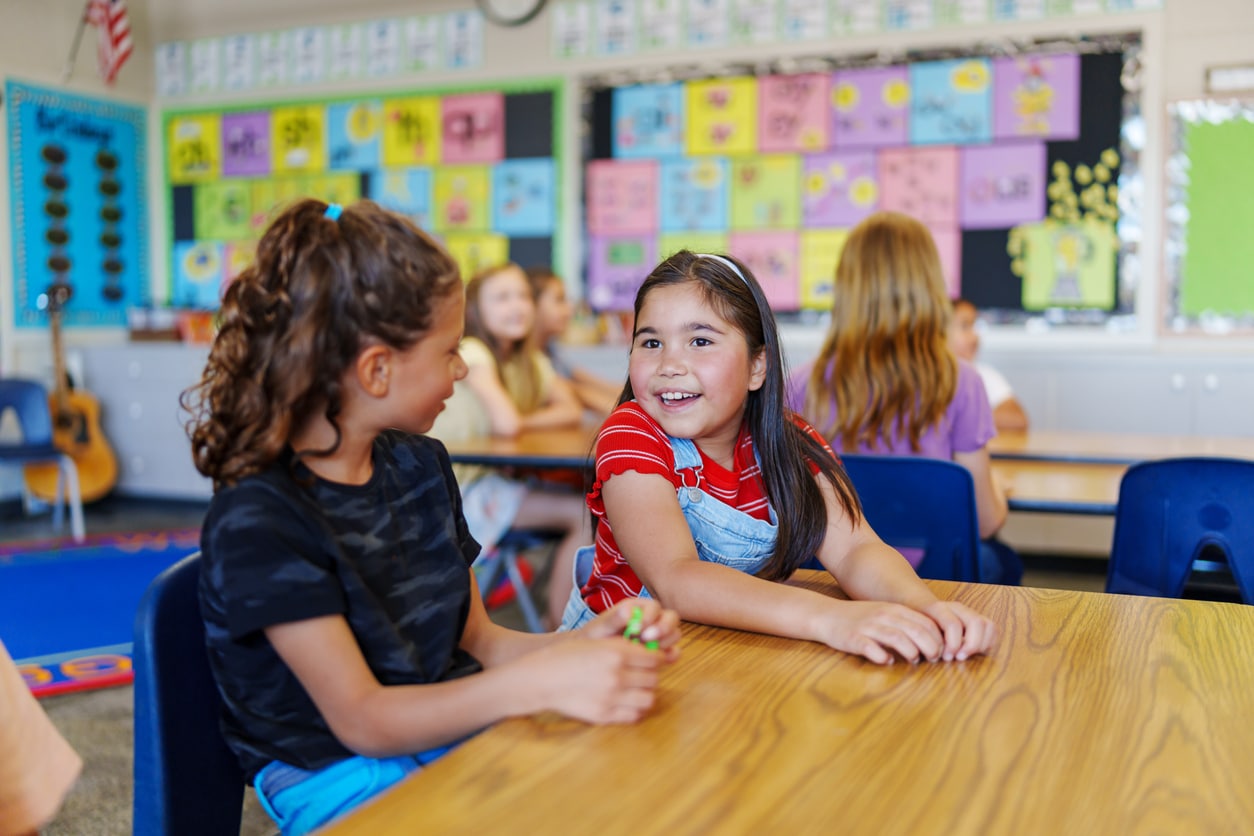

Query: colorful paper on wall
left=172, top=241, right=225, bottom=308
left=222, top=112, right=271, bottom=177
left=271, top=106, right=327, bottom=174
left=660, top=158, right=728, bottom=231
left=803, top=151, right=878, bottom=227
left=370, top=168, right=433, bottom=227
left=658, top=231, right=729, bottom=261
left=799, top=229, right=848, bottom=310
left=1018, top=217, right=1116, bottom=309
left=169, top=114, right=222, bottom=183
left=327, top=101, right=382, bottom=170
left=587, top=159, right=659, bottom=234
left=759, top=73, right=830, bottom=153
left=194, top=181, right=252, bottom=241
left=382, top=96, right=442, bottom=166
left=588, top=235, right=657, bottom=310
left=432, top=165, right=491, bottom=231
left=731, top=231, right=800, bottom=309
left=493, top=158, right=555, bottom=235
left=926, top=224, right=963, bottom=297
left=878, top=145, right=959, bottom=225
left=909, top=58, right=993, bottom=145
left=441, top=92, right=504, bottom=163
left=687, top=77, right=758, bottom=156
left=442, top=232, right=508, bottom=280
left=959, top=142, right=1046, bottom=229
left=613, top=83, right=685, bottom=159
left=831, top=67, right=909, bottom=149
left=993, top=53, right=1080, bottom=140
left=730, top=155, right=801, bottom=228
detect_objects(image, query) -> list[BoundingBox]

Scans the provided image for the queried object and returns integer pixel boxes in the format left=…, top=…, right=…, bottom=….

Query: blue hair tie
left=324, top=203, right=343, bottom=221
left=695, top=252, right=748, bottom=285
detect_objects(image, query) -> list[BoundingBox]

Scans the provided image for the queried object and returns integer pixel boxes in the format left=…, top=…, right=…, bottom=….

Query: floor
left=1, top=495, right=1113, bottom=835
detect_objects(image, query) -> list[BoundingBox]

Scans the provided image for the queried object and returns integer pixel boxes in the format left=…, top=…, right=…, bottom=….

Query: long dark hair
left=182, top=198, right=461, bottom=488
left=621, top=250, right=862, bottom=580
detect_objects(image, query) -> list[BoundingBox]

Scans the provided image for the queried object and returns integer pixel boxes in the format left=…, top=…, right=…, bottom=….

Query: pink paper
left=926, top=225, right=962, bottom=298
left=730, top=231, right=799, bottom=310
left=441, top=92, right=504, bottom=163
left=759, top=73, right=831, bottom=153
left=877, top=146, right=959, bottom=226
left=586, top=160, right=659, bottom=235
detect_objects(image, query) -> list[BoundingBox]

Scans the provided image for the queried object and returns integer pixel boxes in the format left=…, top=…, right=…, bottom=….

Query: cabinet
left=80, top=344, right=213, bottom=499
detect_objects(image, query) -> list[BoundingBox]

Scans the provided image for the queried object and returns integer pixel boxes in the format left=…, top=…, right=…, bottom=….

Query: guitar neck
left=49, top=307, right=70, bottom=414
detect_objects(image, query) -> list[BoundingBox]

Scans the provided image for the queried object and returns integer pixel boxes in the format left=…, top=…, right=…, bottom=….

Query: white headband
left=695, top=252, right=749, bottom=286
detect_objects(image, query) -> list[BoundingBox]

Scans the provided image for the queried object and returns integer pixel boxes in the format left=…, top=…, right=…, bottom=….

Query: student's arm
left=568, top=368, right=620, bottom=417
left=992, top=397, right=1029, bottom=433
left=810, top=475, right=996, bottom=661
left=462, top=361, right=525, bottom=437
left=264, top=590, right=678, bottom=759
left=951, top=446, right=1009, bottom=539
left=603, top=470, right=947, bottom=665
left=519, top=374, right=584, bottom=431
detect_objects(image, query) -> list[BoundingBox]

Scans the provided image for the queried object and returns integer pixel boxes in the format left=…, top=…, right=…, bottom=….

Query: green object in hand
left=624, top=606, right=659, bottom=650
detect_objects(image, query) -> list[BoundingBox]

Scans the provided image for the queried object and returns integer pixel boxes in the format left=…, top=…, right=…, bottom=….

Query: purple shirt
left=786, top=358, right=996, bottom=459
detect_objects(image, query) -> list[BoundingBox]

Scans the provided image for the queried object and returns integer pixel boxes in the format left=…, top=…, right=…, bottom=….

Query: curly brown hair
left=182, top=199, right=461, bottom=488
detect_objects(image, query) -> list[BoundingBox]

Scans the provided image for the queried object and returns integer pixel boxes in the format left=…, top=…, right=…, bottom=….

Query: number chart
left=583, top=38, right=1137, bottom=321
left=163, top=80, right=561, bottom=308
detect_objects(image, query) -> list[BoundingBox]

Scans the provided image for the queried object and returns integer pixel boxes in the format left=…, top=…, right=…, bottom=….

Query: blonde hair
left=464, top=263, right=545, bottom=413
left=805, top=211, right=957, bottom=453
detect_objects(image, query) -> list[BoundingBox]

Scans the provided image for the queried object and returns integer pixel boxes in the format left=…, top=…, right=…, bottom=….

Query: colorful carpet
left=0, top=530, right=200, bottom=698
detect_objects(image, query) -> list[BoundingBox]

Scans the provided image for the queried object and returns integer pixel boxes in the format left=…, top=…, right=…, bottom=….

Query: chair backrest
left=0, top=378, right=54, bottom=446
left=833, top=454, right=981, bottom=582
left=1107, top=457, right=1254, bottom=603
left=133, top=552, right=244, bottom=836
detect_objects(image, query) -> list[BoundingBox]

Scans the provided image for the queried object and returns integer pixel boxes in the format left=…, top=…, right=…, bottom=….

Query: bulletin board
left=1164, top=98, right=1254, bottom=334
left=162, top=79, right=562, bottom=308
left=581, top=34, right=1141, bottom=323
left=6, top=80, right=149, bottom=329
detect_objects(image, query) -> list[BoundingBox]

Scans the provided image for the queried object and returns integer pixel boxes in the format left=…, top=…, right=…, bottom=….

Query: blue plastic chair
left=0, top=378, right=84, bottom=541
left=133, top=552, right=245, bottom=836
left=1106, top=457, right=1254, bottom=604
left=806, top=454, right=981, bottom=582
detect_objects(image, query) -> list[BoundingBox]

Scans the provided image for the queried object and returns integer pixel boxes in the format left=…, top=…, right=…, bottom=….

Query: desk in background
left=989, top=429, right=1254, bottom=465
left=323, top=572, right=1254, bottom=835
left=441, top=427, right=1126, bottom=516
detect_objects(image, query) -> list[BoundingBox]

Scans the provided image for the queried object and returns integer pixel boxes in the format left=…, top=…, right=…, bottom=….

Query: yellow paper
left=686, top=77, right=758, bottom=156
left=800, top=229, right=849, bottom=310
left=432, top=166, right=491, bottom=232
left=443, top=232, right=508, bottom=280
left=271, top=106, right=327, bottom=175
left=382, top=97, right=442, bottom=166
left=168, top=115, right=221, bottom=183
left=249, top=178, right=313, bottom=235
left=307, top=172, right=362, bottom=206
left=730, top=155, right=802, bottom=229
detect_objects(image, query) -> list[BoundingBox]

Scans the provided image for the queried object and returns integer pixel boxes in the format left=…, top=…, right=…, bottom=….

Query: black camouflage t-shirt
left=199, top=430, right=483, bottom=781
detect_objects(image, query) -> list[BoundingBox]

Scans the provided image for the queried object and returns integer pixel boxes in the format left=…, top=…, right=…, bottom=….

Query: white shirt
left=975, top=362, right=1014, bottom=408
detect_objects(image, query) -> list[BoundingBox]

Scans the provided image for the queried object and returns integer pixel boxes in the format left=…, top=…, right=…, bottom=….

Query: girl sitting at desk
left=430, top=262, right=590, bottom=629
left=558, top=249, right=996, bottom=665
left=786, top=211, right=1019, bottom=585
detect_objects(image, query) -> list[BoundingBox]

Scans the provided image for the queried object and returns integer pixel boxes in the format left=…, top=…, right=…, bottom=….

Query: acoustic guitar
left=24, top=281, right=119, bottom=503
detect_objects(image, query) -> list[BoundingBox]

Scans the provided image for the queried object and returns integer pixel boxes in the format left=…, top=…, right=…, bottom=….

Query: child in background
left=949, top=298, right=1030, bottom=433
left=560, top=250, right=996, bottom=666
left=786, top=212, right=1019, bottom=585
left=430, top=262, right=591, bottom=629
left=0, top=638, right=81, bottom=836
left=183, top=200, right=679, bottom=836
left=526, top=265, right=620, bottom=417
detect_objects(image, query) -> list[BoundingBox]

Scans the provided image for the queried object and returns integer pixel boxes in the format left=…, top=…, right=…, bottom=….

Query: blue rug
left=0, top=531, right=199, bottom=697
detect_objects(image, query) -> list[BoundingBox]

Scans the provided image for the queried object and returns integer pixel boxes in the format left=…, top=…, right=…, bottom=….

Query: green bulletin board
left=1167, top=99, right=1254, bottom=328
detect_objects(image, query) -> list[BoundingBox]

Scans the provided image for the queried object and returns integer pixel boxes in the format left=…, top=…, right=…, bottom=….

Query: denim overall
left=559, top=435, right=779, bottom=630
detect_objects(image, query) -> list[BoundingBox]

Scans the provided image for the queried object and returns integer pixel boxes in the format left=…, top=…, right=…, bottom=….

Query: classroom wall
left=2, top=0, right=1253, bottom=439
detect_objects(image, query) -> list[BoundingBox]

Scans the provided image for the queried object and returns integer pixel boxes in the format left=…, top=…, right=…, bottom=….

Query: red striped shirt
left=581, top=401, right=833, bottom=612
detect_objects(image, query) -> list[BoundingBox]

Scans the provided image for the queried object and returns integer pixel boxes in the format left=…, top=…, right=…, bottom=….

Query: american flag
left=86, top=0, right=133, bottom=84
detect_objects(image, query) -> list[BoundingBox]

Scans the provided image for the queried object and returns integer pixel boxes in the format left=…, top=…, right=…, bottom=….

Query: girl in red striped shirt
left=558, top=251, right=996, bottom=665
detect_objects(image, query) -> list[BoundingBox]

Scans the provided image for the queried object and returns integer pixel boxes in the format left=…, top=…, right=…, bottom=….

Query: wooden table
left=322, top=572, right=1254, bottom=835
left=989, top=429, right=1254, bottom=465
left=441, top=427, right=1127, bottom=516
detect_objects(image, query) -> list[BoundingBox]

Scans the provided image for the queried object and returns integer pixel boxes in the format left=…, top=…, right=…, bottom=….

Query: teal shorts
left=254, top=743, right=459, bottom=835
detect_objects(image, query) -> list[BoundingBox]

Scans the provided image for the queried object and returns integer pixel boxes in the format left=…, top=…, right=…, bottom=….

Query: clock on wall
left=476, top=0, right=548, bottom=27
